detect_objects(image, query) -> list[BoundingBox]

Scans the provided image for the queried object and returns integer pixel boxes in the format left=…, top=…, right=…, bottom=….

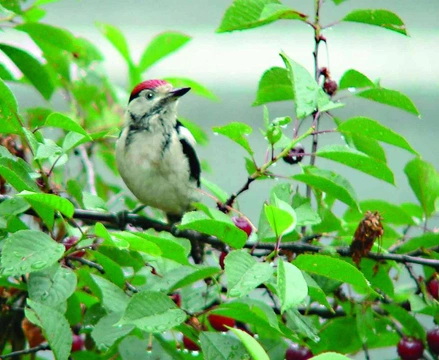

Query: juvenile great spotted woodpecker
left=116, top=79, right=201, bottom=225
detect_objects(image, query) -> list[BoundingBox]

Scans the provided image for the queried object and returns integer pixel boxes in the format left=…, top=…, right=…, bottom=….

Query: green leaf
left=83, top=192, right=108, bottom=212
left=342, top=9, right=407, bottom=36
left=396, top=233, right=439, bottom=254
left=45, top=112, right=90, bottom=137
left=200, top=178, right=228, bottom=203
left=217, top=0, right=307, bottom=33
left=225, top=250, right=274, bottom=297
left=0, top=162, right=39, bottom=192
left=277, top=259, right=308, bottom=313
left=178, top=211, right=248, bottom=249
left=252, top=66, right=293, bottom=106
left=285, top=308, right=319, bottom=342
left=135, top=231, right=190, bottom=265
left=90, top=274, right=129, bottom=314
left=119, top=291, right=186, bottom=332
left=312, top=317, right=362, bottom=354
left=317, top=145, right=395, bottom=184
left=213, top=122, right=254, bottom=155
left=93, top=252, right=125, bottom=288
left=311, top=353, right=352, bottom=360
left=338, top=117, right=418, bottom=155
left=211, top=300, right=283, bottom=336
left=0, top=0, right=21, bottom=13
left=344, top=199, right=415, bottom=226
left=293, top=166, right=359, bottom=209
left=139, top=31, right=191, bottom=72
left=164, top=77, right=218, bottom=101
left=26, top=299, right=71, bottom=360
left=228, top=327, right=270, bottom=360
left=0, top=43, right=54, bottom=100
left=348, top=135, right=386, bottom=162
left=294, top=254, right=375, bottom=295
left=280, top=52, right=343, bottom=119
left=383, top=304, right=425, bottom=339
left=0, top=77, right=18, bottom=112
left=0, top=196, right=30, bottom=216
left=96, top=23, right=132, bottom=64
left=1, top=230, right=64, bottom=276
left=303, top=272, right=333, bottom=310
left=356, top=88, right=420, bottom=116
left=91, top=313, right=134, bottom=351
left=404, top=158, right=439, bottom=217
left=18, top=191, right=74, bottom=218
left=339, top=69, right=374, bottom=90
left=199, top=332, right=248, bottom=360
left=16, top=22, right=79, bottom=52
left=264, top=200, right=296, bottom=237
left=28, top=264, right=77, bottom=306
left=112, top=232, right=162, bottom=256
left=292, top=193, right=321, bottom=226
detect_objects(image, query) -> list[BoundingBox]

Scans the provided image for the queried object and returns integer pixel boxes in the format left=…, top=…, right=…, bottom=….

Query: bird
left=116, top=79, right=201, bottom=225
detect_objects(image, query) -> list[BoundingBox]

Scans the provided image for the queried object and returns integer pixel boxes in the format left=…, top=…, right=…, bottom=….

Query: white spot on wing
left=178, top=125, right=196, bottom=146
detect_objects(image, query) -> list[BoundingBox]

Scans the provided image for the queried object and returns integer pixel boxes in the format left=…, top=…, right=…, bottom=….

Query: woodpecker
left=116, top=79, right=201, bottom=224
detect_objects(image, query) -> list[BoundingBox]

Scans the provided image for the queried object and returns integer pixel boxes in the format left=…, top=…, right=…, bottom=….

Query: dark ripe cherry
left=397, top=337, right=424, bottom=360
left=427, top=328, right=439, bottom=355
left=71, top=334, right=84, bottom=352
left=208, top=314, right=236, bottom=332
left=231, top=217, right=252, bottom=237
left=285, top=344, right=313, bottom=360
left=427, top=278, right=439, bottom=300
left=283, top=145, right=305, bottom=165
left=183, top=335, right=200, bottom=351
left=170, top=293, right=181, bottom=308
left=63, top=237, right=85, bottom=257
left=219, top=251, right=228, bottom=270
left=323, top=79, right=338, bottom=96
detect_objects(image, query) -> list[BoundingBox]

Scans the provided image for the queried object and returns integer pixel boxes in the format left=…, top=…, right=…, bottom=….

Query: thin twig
left=404, top=263, right=422, bottom=293
left=77, top=145, right=97, bottom=196
left=0, top=344, right=50, bottom=359
left=67, top=256, right=104, bottom=273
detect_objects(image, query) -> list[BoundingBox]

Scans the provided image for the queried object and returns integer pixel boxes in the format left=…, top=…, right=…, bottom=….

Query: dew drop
left=31, top=261, right=46, bottom=270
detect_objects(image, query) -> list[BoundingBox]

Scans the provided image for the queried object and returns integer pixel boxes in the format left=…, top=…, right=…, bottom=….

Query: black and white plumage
left=116, top=79, right=201, bottom=221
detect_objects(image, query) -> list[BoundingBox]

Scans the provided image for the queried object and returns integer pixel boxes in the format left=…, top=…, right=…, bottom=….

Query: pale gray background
left=3, top=1, right=439, bottom=359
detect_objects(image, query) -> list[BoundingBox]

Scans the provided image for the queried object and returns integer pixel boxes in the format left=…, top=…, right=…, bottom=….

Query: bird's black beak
left=168, top=87, right=191, bottom=98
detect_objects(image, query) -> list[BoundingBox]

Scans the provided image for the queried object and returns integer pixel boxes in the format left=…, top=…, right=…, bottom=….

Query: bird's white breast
left=116, top=127, right=199, bottom=216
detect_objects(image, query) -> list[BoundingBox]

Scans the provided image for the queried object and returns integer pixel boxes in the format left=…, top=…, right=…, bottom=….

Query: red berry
left=323, top=79, right=338, bottom=96
left=183, top=335, right=200, bottom=351
left=427, top=328, right=439, bottom=355
left=427, top=278, right=439, bottom=300
left=231, top=217, right=252, bottom=237
left=170, top=293, right=181, bottom=308
left=63, top=237, right=85, bottom=257
left=208, top=314, right=235, bottom=332
left=397, top=337, right=424, bottom=360
left=285, top=344, right=313, bottom=360
left=219, top=252, right=227, bottom=270
left=71, top=334, right=84, bottom=352
left=283, top=145, right=305, bottom=165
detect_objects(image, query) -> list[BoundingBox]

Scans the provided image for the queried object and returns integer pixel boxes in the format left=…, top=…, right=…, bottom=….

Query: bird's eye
left=146, top=92, right=154, bottom=99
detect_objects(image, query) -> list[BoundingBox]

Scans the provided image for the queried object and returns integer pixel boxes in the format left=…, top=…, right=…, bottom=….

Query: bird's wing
left=175, top=120, right=201, bottom=187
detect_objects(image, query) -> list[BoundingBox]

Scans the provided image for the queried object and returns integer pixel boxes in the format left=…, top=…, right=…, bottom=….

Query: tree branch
left=0, top=195, right=438, bottom=268
left=0, top=343, right=50, bottom=359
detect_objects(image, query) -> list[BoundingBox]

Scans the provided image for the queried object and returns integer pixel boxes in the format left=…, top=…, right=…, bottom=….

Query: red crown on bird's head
left=130, top=79, right=169, bottom=100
